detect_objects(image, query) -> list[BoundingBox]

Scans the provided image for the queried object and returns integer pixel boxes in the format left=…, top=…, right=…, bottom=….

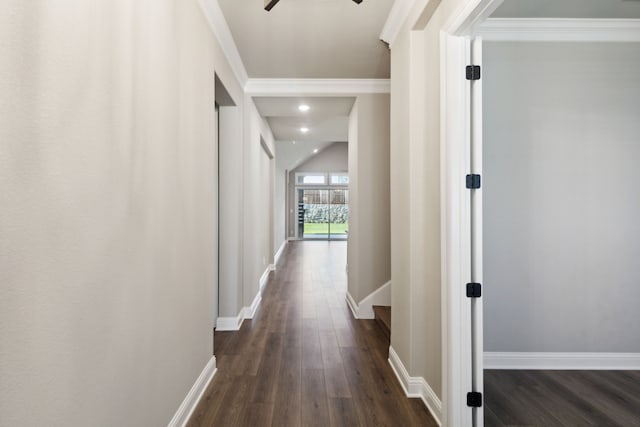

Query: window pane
left=299, top=174, right=325, bottom=184
left=330, top=174, right=349, bottom=185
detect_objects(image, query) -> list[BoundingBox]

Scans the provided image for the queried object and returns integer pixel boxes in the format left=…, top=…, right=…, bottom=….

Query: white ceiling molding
left=478, top=18, right=640, bottom=42
left=245, top=79, right=391, bottom=96
left=198, top=0, right=249, bottom=87
left=380, top=0, right=417, bottom=47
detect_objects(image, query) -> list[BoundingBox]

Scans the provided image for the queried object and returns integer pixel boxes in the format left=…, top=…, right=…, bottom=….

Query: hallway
left=188, top=242, right=437, bottom=426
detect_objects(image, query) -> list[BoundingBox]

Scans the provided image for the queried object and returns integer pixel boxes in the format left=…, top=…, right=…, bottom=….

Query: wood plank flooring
left=485, top=370, right=640, bottom=426
left=188, top=241, right=437, bottom=427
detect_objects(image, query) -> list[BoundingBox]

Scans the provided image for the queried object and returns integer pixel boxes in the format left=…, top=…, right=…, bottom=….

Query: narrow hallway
left=188, top=241, right=437, bottom=426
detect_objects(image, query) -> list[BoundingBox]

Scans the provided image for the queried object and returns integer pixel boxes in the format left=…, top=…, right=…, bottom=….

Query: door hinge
left=466, top=65, right=481, bottom=80
left=466, top=282, right=482, bottom=298
left=466, top=174, right=481, bottom=189
left=467, top=392, right=483, bottom=408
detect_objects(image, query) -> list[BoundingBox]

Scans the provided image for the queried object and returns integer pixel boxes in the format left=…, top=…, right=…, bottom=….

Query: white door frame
left=440, top=0, right=502, bottom=426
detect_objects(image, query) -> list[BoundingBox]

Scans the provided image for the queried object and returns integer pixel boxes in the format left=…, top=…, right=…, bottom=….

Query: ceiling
left=218, top=0, right=393, bottom=78
left=254, top=96, right=354, bottom=141
left=255, top=97, right=355, bottom=170
left=275, top=140, right=338, bottom=171
left=492, top=0, right=640, bottom=19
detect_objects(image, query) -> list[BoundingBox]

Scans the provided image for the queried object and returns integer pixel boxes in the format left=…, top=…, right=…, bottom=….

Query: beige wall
left=218, top=106, right=244, bottom=318
left=347, top=94, right=391, bottom=303
left=0, top=1, right=271, bottom=425
left=389, top=0, right=472, bottom=401
left=243, top=97, right=276, bottom=308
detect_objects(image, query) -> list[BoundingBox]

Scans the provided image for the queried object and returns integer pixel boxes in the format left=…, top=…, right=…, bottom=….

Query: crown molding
left=380, top=0, right=417, bottom=47
left=478, top=18, right=640, bottom=42
left=245, top=79, right=391, bottom=96
left=198, top=0, right=249, bottom=87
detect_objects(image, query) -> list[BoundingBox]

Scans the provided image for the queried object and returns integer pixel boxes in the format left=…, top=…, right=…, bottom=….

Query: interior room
left=479, top=0, right=640, bottom=424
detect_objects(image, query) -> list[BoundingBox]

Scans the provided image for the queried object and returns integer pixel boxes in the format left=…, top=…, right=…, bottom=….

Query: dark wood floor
left=485, top=370, right=640, bottom=426
left=188, top=241, right=437, bottom=427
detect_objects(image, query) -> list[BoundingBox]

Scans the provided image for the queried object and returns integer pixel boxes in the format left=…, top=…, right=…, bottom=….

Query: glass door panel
left=300, top=189, right=329, bottom=239
left=329, top=189, right=348, bottom=240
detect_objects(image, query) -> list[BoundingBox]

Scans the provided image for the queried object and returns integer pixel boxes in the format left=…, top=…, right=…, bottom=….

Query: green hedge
left=303, top=204, right=348, bottom=223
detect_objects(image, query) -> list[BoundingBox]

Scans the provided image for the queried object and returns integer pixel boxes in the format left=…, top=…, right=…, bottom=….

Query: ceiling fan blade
left=264, top=0, right=280, bottom=11
left=265, top=0, right=362, bottom=12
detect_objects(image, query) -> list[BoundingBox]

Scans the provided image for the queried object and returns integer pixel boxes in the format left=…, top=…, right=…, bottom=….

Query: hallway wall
left=389, top=0, right=476, bottom=406
left=0, top=1, right=261, bottom=425
left=242, top=97, right=276, bottom=311
left=347, top=95, right=391, bottom=304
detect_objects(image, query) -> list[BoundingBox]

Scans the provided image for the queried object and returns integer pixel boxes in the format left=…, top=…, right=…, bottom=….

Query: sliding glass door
left=297, top=188, right=348, bottom=240
left=329, top=189, right=348, bottom=240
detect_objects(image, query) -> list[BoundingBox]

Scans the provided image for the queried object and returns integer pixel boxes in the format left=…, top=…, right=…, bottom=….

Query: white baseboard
left=244, top=291, right=262, bottom=320
left=168, top=356, right=217, bottom=427
left=345, top=291, right=359, bottom=319
left=216, top=310, right=244, bottom=331
left=274, top=241, right=287, bottom=267
left=259, top=267, right=271, bottom=293
left=388, top=347, right=442, bottom=425
left=484, top=352, right=640, bottom=370
left=345, top=281, right=391, bottom=319
left=217, top=268, right=269, bottom=330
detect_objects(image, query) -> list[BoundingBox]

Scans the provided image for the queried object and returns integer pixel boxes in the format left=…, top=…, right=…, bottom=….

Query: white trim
left=167, top=356, right=217, bottom=427
left=344, top=282, right=391, bottom=319
left=443, top=0, right=503, bottom=36
left=215, top=310, right=244, bottom=331
left=478, top=18, right=640, bottom=42
left=259, top=267, right=271, bottom=293
left=197, top=0, right=249, bottom=87
left=244, top=291, right=262, bottom=320
left=484, top=352, right=640, bottom=370
left=380, top=0, right=417, bottom=47
left=245, top=79, right=390, bottom=96
left=440, top=32, right=473, bottom=427
left=345, top=291, right=359, bottom=319
left=388, top=347, right=442, bottom=425
left=357, top=281, right=391, bottom=319
left=216, top=283, right=264, bottom=329
left=274, top=241, right=287, bottom=268
left=440, top=2, right=504, bottom=426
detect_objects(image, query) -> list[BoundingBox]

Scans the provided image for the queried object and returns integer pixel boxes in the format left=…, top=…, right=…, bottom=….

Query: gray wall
left=484, top=42, right=640, bottom=352
left=286, top=142, right=348, bottom=238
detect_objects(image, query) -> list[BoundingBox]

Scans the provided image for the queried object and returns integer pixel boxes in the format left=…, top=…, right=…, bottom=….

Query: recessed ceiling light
left=300, top=127, right=309, bottom=133
left=298, top=104, right=310, bottom=112
left=313, top=148, right=319, bottom=153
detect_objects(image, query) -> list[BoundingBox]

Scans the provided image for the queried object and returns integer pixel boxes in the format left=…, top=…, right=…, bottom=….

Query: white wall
left=347, top=95, right=391, bottom=303
left=0, top=0, right=272, bottom=425
left=483, top=42, right=640, bottom=353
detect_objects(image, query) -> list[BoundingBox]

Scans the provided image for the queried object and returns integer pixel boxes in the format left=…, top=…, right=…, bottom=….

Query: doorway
left=297, top=188, right=349, bottom=240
